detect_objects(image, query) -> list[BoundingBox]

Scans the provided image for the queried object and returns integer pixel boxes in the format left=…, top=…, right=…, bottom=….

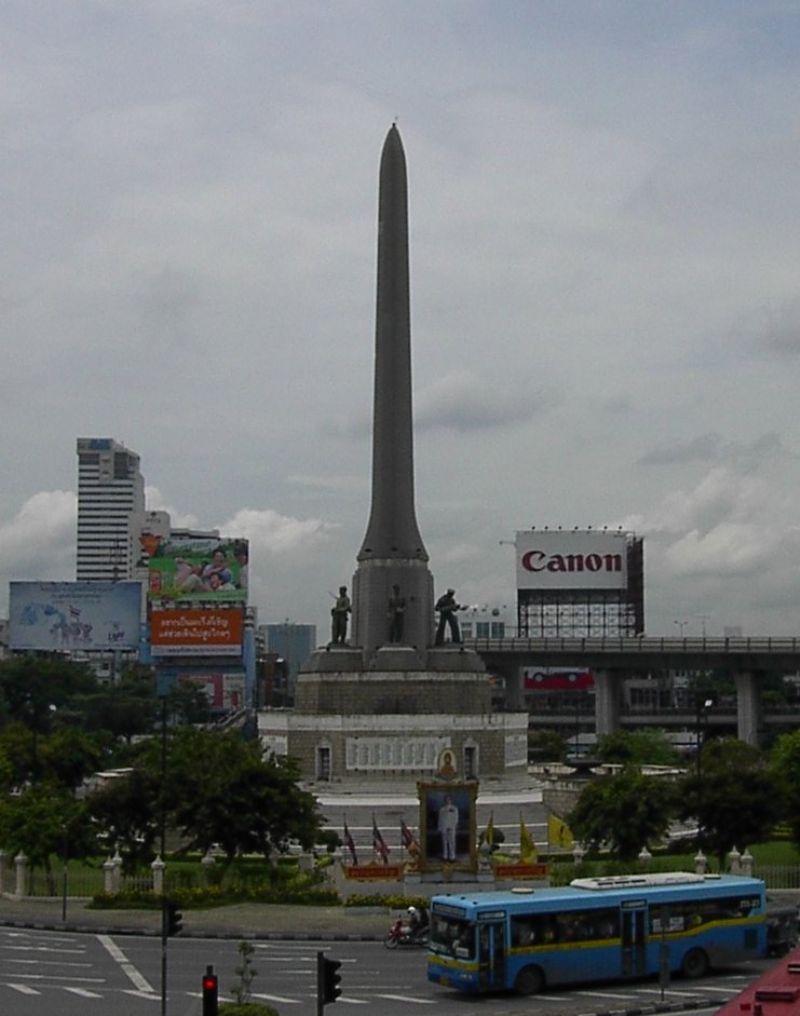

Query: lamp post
left=673, top=620, right=688, bottom=638
left=695, top=694, right=714, bottom=849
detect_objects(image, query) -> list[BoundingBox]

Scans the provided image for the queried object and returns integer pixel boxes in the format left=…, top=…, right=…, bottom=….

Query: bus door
left=621, top=902, right=647, bottom=978
left=477, top=915, right=507, bottom=991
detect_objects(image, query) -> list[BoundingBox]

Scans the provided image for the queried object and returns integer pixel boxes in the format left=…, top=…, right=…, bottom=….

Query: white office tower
left=76, top=438, right=145, bottom=582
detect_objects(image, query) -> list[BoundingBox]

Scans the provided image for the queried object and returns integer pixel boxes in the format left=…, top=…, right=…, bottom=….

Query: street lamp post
left=673, top=620, right=688, bottom=638
left=695, top=695, right=714, bottom=849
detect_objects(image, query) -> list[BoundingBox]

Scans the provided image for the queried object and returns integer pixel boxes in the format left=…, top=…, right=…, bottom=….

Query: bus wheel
left=515, top=966, right=544, bottom=995
left=681, top=948, right=709, bottom=979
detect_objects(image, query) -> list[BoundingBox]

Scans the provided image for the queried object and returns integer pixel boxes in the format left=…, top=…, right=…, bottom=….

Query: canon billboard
left=515, top=530, right=629, bottom=592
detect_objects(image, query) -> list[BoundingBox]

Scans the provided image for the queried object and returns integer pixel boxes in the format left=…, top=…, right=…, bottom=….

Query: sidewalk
left=0, top=895, right=393, bottom=940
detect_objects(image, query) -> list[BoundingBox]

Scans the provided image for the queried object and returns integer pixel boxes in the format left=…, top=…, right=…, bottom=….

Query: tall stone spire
left=352, top=126, right=433, bottom=656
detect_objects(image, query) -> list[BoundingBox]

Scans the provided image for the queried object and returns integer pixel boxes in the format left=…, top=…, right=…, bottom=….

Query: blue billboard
left=9, top=581, right=142, bottom=651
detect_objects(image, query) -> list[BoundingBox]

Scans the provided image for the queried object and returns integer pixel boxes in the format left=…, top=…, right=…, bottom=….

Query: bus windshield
left=430, top=913, right=476, bottom=961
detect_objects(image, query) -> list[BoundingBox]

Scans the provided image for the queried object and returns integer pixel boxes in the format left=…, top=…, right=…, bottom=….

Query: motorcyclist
left=407, top=905, right=429, bottom=942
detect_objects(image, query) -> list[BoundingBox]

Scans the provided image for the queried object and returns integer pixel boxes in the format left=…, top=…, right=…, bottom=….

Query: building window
left=464, top=745, right=477, bottom=779
left=317, top=746, right=331, bottom=781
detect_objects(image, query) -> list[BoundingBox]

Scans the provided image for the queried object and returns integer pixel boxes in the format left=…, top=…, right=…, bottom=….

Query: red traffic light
left=202, top=974, right=218, bottom=991
left=202, top=965, right=218, bottom=1016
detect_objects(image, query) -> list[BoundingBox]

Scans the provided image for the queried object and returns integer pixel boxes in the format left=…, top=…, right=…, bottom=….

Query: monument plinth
left=258, top=127, right=528, bottom=787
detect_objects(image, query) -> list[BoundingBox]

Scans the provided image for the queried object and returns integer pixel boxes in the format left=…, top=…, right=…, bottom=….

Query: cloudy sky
left=3, top=1, right=800, bottom=640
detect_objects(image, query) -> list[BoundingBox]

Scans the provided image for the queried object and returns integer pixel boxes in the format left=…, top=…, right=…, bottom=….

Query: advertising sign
left=150, top=608, right=244, bottom=656
left=9, top=581, right=142, bottom=651
left=145, top=535, right=248, bottom=603
left=177, top=672, right=245, bottom=709
left=523, top=667, right=595, bottom=690
left=515, top=530, right=628, bottom=592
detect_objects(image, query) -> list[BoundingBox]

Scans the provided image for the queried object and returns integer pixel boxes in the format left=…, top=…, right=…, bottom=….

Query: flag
left=485, top=812, right=495, bottom=848
left=519, top=813, right=538, bottom=862
left=547, top=813, right=574, bottom=850
left=400, top=819, right=417, bottom=850
left=343, top=819, right=358, bottom=865
left=372, top=814, right=390, bottom=863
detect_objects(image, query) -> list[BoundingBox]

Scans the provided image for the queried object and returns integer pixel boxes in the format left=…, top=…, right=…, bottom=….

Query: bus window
left=431, top=914, right=476, bottom=960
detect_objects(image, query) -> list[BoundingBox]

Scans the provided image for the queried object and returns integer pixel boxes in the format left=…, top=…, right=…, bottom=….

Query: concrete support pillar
left=594, top=670, right=621, bottom=738
left=111, top=851, right=122, bottom=893
left=734, top=671, right=761, bottom=747
left=103, top=856, right=115, bottom=894
left=0, top=851, right=6, bottom=895
left=506, top=666, right=525, bottom=711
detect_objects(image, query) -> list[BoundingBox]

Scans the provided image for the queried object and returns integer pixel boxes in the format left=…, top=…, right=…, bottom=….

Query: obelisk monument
left=351, top=125, right=434, bottom=656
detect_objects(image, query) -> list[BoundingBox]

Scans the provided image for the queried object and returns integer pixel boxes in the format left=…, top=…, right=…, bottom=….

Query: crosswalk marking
left=63, top=986, right=103, bottom=997
left=7, top=984, right=40, bottom=995
left=375, top=993, right=437, bottom=1004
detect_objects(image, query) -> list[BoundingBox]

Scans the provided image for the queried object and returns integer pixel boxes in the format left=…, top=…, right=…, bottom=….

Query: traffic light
left=202, top=965, right=218, bottom=1016
left=318, top=951, right=342, bottom=1005
left=166, top=899, right=183, bottom=937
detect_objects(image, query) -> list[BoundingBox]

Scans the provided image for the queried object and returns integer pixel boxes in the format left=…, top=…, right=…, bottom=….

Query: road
left=0, top=926, right=771, bottom=1016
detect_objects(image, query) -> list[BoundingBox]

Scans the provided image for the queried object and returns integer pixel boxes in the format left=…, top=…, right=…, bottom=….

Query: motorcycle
left=384, top=917, right=429, bottom=949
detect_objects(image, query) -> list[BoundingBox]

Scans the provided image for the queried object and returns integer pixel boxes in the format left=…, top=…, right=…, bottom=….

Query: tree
left=596, top=729, right=680, bottom=767
left=769, top=730, right=800, bottom=849
left=568, top=765, right=679, bottom=861
left=86, top=766, right=162, bottom=870
left=39, top=728, right=109, bottom=790
left=163, top=729, right=323, bottom=861
left=0, top=783, right=93, bottom=892
left=679, top=737, right=781, bottom=865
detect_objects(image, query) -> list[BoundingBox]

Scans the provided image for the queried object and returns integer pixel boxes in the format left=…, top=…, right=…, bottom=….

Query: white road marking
left=63, top=986, right=104, bottom=997
left=375, top=993, right=437, bottom=1003
left=251, top=992, right=304, bottom=1003
left=575, top=989, right=642, bottom=999
left=636, top=986, right=711, bottom=997
left=0, top=973, right=105, bottom=983
left=7, top=983, right=40, bottom=995
left=97, top=934, right=155, bottom=994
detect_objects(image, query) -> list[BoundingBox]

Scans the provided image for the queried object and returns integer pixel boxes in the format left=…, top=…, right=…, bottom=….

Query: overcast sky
left=3, top=1, right=800, bottom=640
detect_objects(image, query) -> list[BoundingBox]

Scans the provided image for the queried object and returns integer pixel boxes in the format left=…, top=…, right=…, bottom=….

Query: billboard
left=523, top=667, right=595, bottom=691
left=515, top=530, right=628, bottom=592
left=145, top=535, right=248, bottom=603
left=150, top=607, right=244, bottom=656
left=9, top=581, right=142, bottom=652
left=178, top=672, right=245, bottom=710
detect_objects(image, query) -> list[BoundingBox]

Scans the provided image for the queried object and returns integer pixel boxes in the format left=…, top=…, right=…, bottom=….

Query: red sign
left=150, top=608, right=243, bottom=656
left=495, top=862, right=549, bottom=878
left=344, top=864, right=403, bottom=880
left=524, top=668, right=594, bottom=690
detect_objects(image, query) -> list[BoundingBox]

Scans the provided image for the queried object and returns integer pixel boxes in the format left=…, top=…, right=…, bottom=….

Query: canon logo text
left=521, top=550, right=623, bottom=574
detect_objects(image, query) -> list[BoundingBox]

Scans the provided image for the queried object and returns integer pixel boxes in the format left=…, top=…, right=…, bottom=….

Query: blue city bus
left=428, top=872, right=768, bottom=995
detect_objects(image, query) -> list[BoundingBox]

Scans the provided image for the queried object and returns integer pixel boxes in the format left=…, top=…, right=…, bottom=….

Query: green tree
left=769, top=730, right=800, bottom=848
left=163, top=729, right=323, bottom=861
left=568, top=765, right=679, bottom=861
left=679, top=738, right=781, bottom=865
left=86, top=766, right=162, bottom=870
left=0, top=783, right=93, bottom=892
left=596, top=729, right=680, bottom=767
left=527, top=729, right=567, bottom=763
left=39, top=728, right=109, bottom=790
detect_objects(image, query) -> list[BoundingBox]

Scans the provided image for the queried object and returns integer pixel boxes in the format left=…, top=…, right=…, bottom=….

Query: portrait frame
left=418, top=781, right=478, bottom=873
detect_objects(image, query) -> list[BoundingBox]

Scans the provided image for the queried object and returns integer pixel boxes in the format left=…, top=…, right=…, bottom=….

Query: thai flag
left=400, top=819, right=416, bottom=849
left=372, top=815, right=390, bottom=863
left=343, top=820, right=358, bottom=865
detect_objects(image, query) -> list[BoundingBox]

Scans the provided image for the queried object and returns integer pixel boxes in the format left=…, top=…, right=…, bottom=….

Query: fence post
left=694, top=850, right=707, bottom=875
left=151, top=855, right=165, bottom=895
left=727, top=846, right=741, bottom=874
left=741, top=849, right=754, bottom=876
left=103, top=856, right=115, bottom=894
left=201, top=849, right=216, bottom=885
left=14, top=852, right=28, bottom=897
left=111, top=851, right=123, bottom=893
left=0, top=850, right=5, bottom=895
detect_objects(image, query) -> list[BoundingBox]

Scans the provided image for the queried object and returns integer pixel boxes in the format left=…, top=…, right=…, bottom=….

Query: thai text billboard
left=515, top=530, right=628, bottom=592
left=145, top=535, right=248, bottom=603
left=9, top=581, right=142, bottom=651
left=150, top=608, right=244, bottom=656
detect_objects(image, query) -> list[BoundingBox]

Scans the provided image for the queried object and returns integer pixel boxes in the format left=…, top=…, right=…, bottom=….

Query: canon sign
left=515, top=531, right=629, bottom=592
left=521, top=549, right=623, bottom=575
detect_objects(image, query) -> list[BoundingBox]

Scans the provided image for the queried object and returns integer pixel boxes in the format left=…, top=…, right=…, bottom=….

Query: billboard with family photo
left=146, top=535, right=248, bottom=603
left=419, top=781, right=478, bottom=872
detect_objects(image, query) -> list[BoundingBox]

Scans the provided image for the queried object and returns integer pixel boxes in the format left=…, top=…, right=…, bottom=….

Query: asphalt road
left=0, top=925, right=772, bottom=1016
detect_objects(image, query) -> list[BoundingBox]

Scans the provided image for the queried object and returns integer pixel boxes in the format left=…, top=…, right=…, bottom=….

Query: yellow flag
left=547, top=813, right=573, bottom=850
left=519, top=814, right=537, bottom=861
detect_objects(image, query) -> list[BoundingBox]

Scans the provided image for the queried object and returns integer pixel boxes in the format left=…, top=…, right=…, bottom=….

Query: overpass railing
left=465, top=635, right=800, bottom=655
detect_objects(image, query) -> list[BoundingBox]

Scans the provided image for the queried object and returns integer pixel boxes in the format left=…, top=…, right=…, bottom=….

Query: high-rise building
left=76, top=438, right=145, bottom=582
